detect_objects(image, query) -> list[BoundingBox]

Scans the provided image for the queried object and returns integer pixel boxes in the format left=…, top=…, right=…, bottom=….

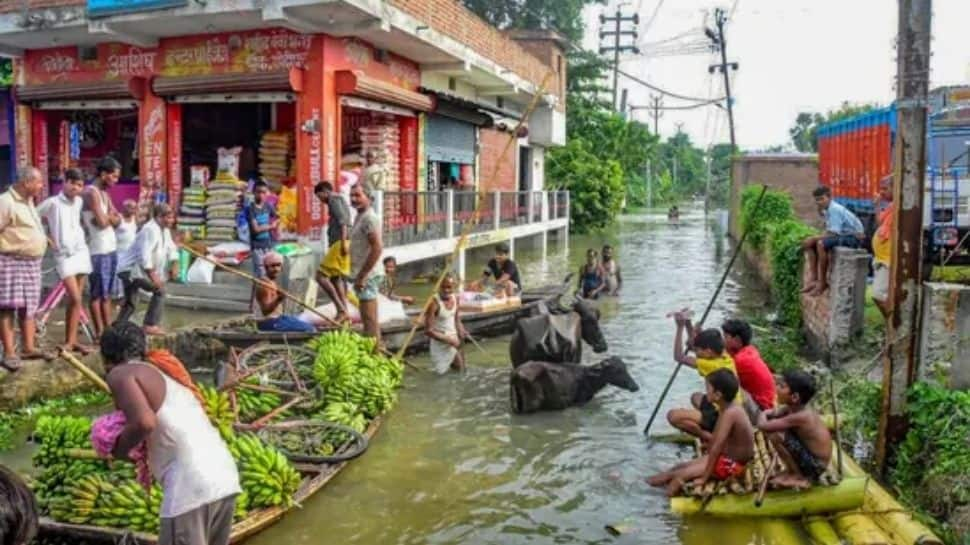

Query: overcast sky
left=581, top=1, right=970, bottom=151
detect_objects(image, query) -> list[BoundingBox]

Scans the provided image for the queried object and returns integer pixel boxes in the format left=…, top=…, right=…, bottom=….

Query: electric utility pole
left=649, top=95, right=663, bottom=134
left=875, top=0, right=931, bottom=476
left=706, top=8, right=739, bottom=151
left=600, top=8, right=640, bottom=112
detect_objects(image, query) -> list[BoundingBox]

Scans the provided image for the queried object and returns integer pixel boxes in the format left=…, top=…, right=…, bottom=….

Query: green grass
left=929, top=265, right=970, bottom=283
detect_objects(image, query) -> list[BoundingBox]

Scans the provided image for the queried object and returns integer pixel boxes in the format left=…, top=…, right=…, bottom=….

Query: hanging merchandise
left=258, top=131, right=293, bottom=191
left=69, top=123, right=81, bottom=162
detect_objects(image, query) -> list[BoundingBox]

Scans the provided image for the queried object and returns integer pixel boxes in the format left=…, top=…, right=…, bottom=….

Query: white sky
left=582, top=0, right=970, bottom=150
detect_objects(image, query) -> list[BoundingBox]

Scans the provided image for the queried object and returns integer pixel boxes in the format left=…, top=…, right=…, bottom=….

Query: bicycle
left=14, top=267, right=96, bottom=350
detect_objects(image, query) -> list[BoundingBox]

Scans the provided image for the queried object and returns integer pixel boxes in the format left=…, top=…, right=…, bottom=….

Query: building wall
left=730, top=154, right=820, bottom=238
left=479, top=128, right=516, bottom=192
left=388, top=0, right=562, bottom=106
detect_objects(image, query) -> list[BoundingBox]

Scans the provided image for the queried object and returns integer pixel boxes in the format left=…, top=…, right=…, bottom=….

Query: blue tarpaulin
left=87, top=0, right=187, bottom=18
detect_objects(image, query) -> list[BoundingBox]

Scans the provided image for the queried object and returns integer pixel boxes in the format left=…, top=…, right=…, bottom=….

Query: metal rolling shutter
left=426, top=115, right=475, bottom=164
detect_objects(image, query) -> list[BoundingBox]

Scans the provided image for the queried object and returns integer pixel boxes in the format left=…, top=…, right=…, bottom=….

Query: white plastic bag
left=185, top=257, right=216, bottom=284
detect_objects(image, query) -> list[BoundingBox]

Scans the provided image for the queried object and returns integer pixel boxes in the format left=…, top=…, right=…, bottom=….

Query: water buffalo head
left=573, top=298, right=608, bottom=353
left=598, top=356, right=639, bottom=392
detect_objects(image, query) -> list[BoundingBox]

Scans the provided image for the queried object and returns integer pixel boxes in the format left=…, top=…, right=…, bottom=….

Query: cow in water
left=508, top=297, right=639, bottom=413
left=510, top=356, right=639, bottom=414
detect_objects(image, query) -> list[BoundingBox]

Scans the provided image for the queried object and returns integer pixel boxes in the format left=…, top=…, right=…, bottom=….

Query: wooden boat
left=203, top=286, right=567, bottom=353
left=37, top=417, right=383, bottom=545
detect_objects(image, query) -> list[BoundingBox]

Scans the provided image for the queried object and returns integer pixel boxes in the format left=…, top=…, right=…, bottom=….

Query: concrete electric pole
left=706, top=8, right=739, bottom=151
left=600, top=8, right=640, bottom=112
left=875, top=0, right=932, bottom=475
left=649, top=95, right=663, bottom=135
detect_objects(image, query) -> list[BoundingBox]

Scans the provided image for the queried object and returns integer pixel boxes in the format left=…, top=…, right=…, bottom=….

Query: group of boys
left=0, top=160, right=175, bottom=371
left=647, top=312, right=832, bottom=496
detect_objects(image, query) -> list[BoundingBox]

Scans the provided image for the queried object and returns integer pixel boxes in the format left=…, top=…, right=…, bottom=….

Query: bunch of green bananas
left=200, top=385, right=235, bottom=441
left=228, top=434, right=301, bottom=509
left=308, top=331, right=404, bottom=420
left=236, top=386, right=282, bottom=423
left=234, top=490, right=250, bottom=521
left=32, top=415, right=92, bottom=467
left=49, top=473, right=162, bottom=534
left=319, top=402, right=367, bottom=434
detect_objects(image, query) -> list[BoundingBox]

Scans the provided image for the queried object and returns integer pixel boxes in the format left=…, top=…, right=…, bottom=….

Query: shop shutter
left=16, top=79, right=146, bottom=102
left=152, top=69, right=303, bottom=96
left=335, top=70, right=433, bottom=112
left=426, top=115, right=475, bottom=165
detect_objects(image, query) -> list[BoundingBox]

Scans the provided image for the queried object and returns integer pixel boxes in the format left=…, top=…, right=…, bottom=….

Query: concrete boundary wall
left=800, top=248, right=869, bottom=362
left=919, top=282, right=970, bottom=389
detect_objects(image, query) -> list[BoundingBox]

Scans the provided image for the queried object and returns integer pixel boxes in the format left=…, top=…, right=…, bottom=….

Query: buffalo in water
left=509, top=297, right=639, bottom=414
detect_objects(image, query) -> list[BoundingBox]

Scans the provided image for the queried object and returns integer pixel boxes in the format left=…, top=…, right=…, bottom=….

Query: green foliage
left=833, top=376, right=882, bottom=445
left=740, top=186, right=795, bottom=250
left=755, top=326, right=803, bottom=373
left=891, top=383, right=970, bottom=527
left=769, top=219, right=817, bottom=326
left=790, top=102, right=881, bottom=152
left=459, top=0, right=600, bottom=43
left=0, top=391, right=112, bottom=451
left=546, top=139, right=623, bottom=232
left=707, top=143, right=737, bottom=207
left=0, top=59, right=11, bottom=87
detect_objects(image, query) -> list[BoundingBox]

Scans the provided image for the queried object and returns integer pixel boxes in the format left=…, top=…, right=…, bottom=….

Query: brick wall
left=730, top=154, right=820, bottom=239
left=479, top=128, right=516, bottom=192
left=389, top=0, right=561, bottom=104
left=800, top=247, right=869, bottom=363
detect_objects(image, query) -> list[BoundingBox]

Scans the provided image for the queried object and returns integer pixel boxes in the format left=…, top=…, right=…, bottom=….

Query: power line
left=641, top=0, right=667, bottom=36
left=616, top=67, right=726, bottom=103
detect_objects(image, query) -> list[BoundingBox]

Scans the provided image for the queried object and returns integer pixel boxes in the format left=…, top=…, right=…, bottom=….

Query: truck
left=816, top=86, right=970, bottom=265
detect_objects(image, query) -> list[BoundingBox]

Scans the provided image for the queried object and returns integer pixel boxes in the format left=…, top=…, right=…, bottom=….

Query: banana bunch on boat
left=48, top=475, right=163, bottom=533
left=319, top=402, right=368, bottom=435
left=309, top=330, right=405, bottom=419
left=235, top=381, right=284, bottom=422
left=200, top=385, right=235, bottom=441
left=228, top=434, right=301, bottom=509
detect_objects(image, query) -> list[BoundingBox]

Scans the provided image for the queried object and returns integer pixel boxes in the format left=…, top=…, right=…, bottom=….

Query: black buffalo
left=509, top=297, right=607, bottom=367
left=510, top=356, right=639, bottom=414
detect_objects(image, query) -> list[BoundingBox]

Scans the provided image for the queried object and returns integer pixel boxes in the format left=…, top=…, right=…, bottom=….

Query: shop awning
left=152, top=68, right=304, bottom=97
left=419, top=87, right=521, bottom=123
left=15, top=79, right=147, bottom=103
left=335, top=71, right=433, bottom=113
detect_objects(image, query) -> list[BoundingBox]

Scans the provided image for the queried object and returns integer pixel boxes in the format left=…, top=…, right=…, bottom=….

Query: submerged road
left=248, top=205, right=813, bottom=545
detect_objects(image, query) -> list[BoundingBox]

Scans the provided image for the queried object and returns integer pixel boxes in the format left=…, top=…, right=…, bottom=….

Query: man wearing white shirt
left=38, top=169, right=92, bottom=353
left=116, top=203, right=177, bottom=335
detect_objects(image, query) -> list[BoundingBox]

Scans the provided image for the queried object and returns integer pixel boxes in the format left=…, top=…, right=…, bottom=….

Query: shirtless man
left=757, top=369, right=832, bottom=489
left=647, top=369, right=755, bottom=496
left=254, top=252, right=314, bottom=333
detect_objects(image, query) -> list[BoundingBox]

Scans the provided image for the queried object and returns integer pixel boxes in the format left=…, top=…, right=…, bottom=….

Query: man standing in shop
left=314, top=181, right=351, bottom=323
left=349, top=183, right=384, bottom=342
left=84, top=157, right=123, bottom=339
left=362, top=150, right=388, bottom=193
left=0, top=167, right=49, bottom=370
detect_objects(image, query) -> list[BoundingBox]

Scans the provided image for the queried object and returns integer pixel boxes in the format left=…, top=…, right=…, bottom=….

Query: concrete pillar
left=919, top=282, right=970, bottom=389
left=508, top=237, right=515, bottom=260
left=457, top=245, right=466, bottom=285
left=373, top=190, right=384, bottom=234
left=802, top=247, right=869, bottom=362
left=445, top=189, right=455, bottom=239
left=541, top=229, right=548, bottom=261
left=493, top=191, right=502, bottom=230
left=552, top=191, right=558, bottom=220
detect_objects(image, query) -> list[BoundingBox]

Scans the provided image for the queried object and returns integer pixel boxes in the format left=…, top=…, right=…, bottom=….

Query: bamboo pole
left=839, top=448, right=942, bottom=545
left=57, top=348, right=110, bottom=393
left=754, top=451, right=779, bottom=507
left=670, top=476, right=867, bottom=517
left=803, top=516, right=843, bottom=545
left=832, top=512, right=892, bottom=545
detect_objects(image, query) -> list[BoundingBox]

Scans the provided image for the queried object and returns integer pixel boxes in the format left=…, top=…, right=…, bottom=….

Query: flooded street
left=248, top=204, right=809, bottom=545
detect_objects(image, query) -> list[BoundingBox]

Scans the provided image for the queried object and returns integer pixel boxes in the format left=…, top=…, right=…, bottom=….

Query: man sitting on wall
left=800, top=186, right=865, bottom=296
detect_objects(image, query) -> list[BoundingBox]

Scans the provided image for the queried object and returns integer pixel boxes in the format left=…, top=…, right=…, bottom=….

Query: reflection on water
left=258, top=206, right=795, bottom=544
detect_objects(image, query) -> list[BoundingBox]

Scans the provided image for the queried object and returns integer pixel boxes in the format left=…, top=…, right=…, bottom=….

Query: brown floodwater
left=244, top=205, right=812, bottom=545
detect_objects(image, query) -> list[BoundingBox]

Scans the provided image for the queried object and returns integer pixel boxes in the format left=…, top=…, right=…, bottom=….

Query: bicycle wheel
left=237, top=344, right=317, bottom=388
left=257, top=420, right=368, bottom=464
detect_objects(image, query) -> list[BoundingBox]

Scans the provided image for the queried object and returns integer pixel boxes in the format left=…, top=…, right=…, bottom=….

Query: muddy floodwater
left=245, top=205, right=812, bottom=545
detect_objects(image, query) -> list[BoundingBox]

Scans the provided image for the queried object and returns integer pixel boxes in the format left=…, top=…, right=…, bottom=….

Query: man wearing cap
left=254, top=251, right=314, bottom=332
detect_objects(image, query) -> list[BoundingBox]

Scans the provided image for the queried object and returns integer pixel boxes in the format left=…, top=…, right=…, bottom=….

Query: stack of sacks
left=360, top=123, right=400, bottom=224
left=205, top=170, right=244, bottom=241
left=178, top=185, right=207, bottom=239
left=259, top=131, right=292, bottom=190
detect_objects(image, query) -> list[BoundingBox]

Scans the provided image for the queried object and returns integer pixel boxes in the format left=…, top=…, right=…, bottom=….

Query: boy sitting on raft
left=757, top=370, right=832, bottom=489
left=666, top=310, right=742, bottom=443
left=648, top=369, right=755, bottom=496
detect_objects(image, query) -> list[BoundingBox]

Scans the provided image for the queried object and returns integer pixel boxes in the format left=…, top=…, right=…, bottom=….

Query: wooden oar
left=642, top=185, right=769, bottom=436
left=179, top=244, right=419, bottom=370
left=57, top=347, right=110, bottom=393
left=464, top=331, right=488, bottom=355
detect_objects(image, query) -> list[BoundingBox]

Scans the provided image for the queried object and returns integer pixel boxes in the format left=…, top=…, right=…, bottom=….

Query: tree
left=460, top=0, right=601, bottom=43
left=546, top=139, right=624, bottom=232
left=790, top=102, right=880, bottom=152
left=0, top=59, right=11, bottom=87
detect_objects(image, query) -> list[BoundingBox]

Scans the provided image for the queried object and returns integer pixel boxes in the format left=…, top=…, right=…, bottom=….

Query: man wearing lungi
left=0, top=167, right=49, bottom=371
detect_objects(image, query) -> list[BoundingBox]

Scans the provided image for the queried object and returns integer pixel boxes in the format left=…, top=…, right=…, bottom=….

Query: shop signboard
left=159, top=30, right=313, bottom=77
left=87, top=0, right=187, bottom=19
left=138, top=94, right=166, bottom=210
left=166, top=103, right=182, bottom=212
left=31, top=110, right=48, bottom=198
left=24, top=44, right=157, bottom=84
